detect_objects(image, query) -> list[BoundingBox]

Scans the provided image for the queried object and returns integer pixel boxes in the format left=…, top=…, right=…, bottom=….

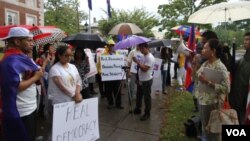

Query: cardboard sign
left=84, top=49, right=97, bottom=78
left=100, top=55, right=126, bottom=81
left=52, top=98, right=99, bottom=141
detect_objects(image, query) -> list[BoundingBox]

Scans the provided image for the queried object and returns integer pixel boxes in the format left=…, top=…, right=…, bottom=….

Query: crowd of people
left=0, top=26, right=249, bottom=141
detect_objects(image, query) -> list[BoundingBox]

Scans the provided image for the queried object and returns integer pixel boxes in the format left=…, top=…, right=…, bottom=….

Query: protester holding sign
left=127, top=46, right=143, bottom=99
left=46, top=45, right=82, bottom=140
left=132, top=43, right=155, bottom=121
left=97, top=39, right=124, bottom=109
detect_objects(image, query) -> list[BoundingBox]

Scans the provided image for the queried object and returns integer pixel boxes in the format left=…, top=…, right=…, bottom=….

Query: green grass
left=159, top=87, right=198, bottom=141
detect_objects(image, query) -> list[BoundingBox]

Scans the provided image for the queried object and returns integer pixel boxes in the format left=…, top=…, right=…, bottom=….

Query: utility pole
left=76, top=0, right=80, bottom=32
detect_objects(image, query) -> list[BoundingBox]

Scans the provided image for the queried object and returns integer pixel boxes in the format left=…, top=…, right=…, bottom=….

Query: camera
left=121, top=66, right=130, bottom=70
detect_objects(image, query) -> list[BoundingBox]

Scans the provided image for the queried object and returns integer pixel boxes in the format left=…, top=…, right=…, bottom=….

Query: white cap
left=0, top=27, right=33, bottom=40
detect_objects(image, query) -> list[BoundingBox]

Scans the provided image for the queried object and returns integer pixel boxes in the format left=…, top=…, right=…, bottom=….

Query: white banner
left=153, top=58, right=162, bottom=78
left=116, top=49, right=128, bottom=66
left=84, top=49, right=97, bottom=78
left=52, top=98, right=99, bottom=141
left=100, top=55, right=126, bottom=81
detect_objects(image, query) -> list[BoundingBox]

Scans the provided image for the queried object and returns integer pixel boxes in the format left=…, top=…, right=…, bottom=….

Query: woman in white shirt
left=48, top=45, right=82, bottom=104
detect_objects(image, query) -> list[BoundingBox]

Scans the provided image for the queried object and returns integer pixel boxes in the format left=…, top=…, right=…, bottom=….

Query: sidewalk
left=95, top=83, right=167, bottom=141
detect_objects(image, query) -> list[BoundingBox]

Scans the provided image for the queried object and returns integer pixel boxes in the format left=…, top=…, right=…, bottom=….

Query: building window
left=26, top=0, right=37, bottom=7
left=5, top=9, right=19, bottom=25
left=26, top=14, right=37, bottom=25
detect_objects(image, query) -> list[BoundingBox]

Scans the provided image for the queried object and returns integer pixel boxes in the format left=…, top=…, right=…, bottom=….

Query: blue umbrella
left=114, top=35, right=151, bottom=50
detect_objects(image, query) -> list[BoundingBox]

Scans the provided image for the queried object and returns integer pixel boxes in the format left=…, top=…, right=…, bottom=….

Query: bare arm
left=132, top=57, right=150, bottom=72
left=18, top=69, right=43, bottom=92
left=52, top=76, right=74, bottom=97
left=73, top=85, right=82, bottom=103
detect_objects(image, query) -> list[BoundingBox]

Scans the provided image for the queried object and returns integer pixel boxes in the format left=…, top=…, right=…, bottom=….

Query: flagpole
left=76, top=0, right=80, bottom=32
left=88, top=9, right=91, bottom=33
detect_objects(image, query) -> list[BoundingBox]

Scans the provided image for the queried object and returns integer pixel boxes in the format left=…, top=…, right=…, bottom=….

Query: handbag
left=206, top=95, right=239, bottom=133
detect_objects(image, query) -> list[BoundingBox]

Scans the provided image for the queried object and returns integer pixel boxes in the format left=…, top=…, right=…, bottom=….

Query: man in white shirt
left=127, top=46, right=143, bottom=100
left=132, top=43, right=155, bottom=121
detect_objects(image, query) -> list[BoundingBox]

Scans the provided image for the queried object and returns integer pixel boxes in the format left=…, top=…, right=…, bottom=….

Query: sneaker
left=176, top=87, right=184, bottom=92
left=140, top=114, right=150, bottom=121
left=133, top=108, right=141, bottom=115
left=35, top=136, right=43, bottom=141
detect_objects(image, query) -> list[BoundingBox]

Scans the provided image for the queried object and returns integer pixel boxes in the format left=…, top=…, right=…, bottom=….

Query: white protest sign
left=84, top=48, right=97, bottom=78
left=52, top=98, right=99, bottom=141
left=130, top=53, right=143, bottom=73
left=116, top=49, right=128, bottom=56
left=116, top=49, right=128, bottom=66
left=152, top=58, right=162, bottom=78
left=100, top=55, right=125, bottom=81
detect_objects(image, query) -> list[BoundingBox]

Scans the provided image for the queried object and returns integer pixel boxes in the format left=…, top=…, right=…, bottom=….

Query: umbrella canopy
left=148, top=39, right=172, bottom=48
left=0, top=25, right=33, bottom=38
left=33, top=31, right=67, bottom=46
left=109, top=23, right=143, bottom=35
left=61, top=33, right=107, bottom=50
left=29, top=26, right=64, bottom=36
left=188, top=1, right=250, bottom=24
left=171, top=25, right=191, bottom=35
left=171, top=25, right=201, bottom=38
left=0, top=25, right=66, bottom=45
left=114, top=35, right=151, bottom=50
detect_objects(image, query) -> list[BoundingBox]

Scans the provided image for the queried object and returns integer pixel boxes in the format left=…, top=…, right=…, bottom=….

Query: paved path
left=95, top=83, right=166, bottom=141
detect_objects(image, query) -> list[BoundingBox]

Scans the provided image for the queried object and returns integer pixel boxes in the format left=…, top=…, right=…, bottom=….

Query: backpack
left=184, top=115, right=201, bottom=137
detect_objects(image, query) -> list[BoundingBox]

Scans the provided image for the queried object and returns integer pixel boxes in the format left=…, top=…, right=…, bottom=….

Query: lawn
left=159, top=86, right=199, bottom=141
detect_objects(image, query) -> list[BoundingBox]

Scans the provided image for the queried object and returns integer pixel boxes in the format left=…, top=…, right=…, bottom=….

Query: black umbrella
left=61, top=33, right=107, bottom=50
left=148, top=39, right=172, bottom=48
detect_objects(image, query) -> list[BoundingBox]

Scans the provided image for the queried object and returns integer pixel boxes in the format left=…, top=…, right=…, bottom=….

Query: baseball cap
left=0, top=27, right=33, bottom=40
left=107, top=39, right=115, bottom=45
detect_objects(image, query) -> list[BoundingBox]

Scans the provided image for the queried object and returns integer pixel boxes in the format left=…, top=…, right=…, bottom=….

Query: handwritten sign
left=116, top=49, right=128, bottom=56
left=116, top=49, right=128, bottom=66
left=84, top=49, right=97, bottom=78
left=52, top=98, right=99, bottom=141
left=100, top=55, right=126, bottom=81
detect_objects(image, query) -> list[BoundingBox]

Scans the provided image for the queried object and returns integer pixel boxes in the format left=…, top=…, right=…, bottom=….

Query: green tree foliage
left=44, top=0, right=88, bottom=34
left=214, top=19, right=250, bottom=47
left=98, top=8, right=158, bottom=38
left=158, top=0, right=227, bottom=38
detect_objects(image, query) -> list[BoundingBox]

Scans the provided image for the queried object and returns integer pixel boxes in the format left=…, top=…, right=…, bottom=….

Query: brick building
left=0, top=0, right=44, bottom=26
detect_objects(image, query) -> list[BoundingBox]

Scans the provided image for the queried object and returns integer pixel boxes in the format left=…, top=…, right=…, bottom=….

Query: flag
left=0, top=48, right=39, bottom=141
left=185, top=24, right=196, bottom=93
left=107, top=0, right=112, bottom=18
left=88, top=0, right=92, bottom=10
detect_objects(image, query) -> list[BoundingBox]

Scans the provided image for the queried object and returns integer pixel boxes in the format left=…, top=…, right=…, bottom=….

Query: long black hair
left=207, top=39, right=228, bottom=69
left=74, top=47, right=86, bottom=61
left=54, top=45, right=69, bottom=65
